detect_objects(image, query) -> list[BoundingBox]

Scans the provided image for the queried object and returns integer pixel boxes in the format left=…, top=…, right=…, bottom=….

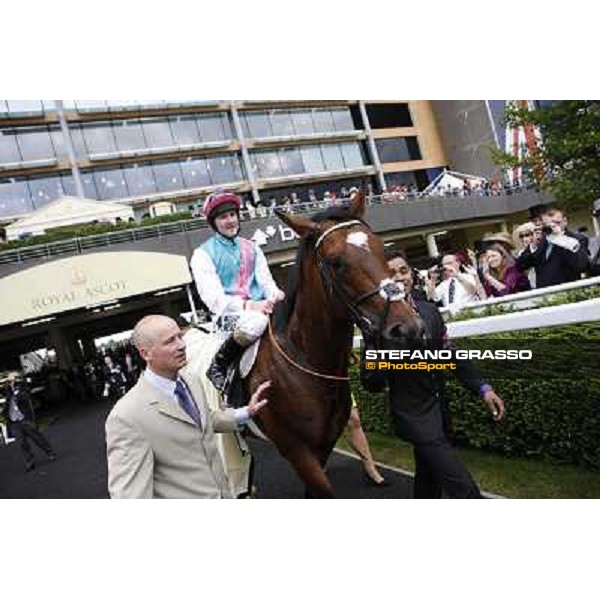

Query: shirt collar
left=144, top=367, right=179, bottom=400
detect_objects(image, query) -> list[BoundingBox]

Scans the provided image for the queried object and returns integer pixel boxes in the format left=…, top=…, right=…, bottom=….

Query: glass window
left=80, top=170, right=100, bottom=199
left=385, top=171, right=416, bottom=189
left=69, top=125, right=89, bottom=159
left=243, top=111, right=272, bottom=139
left=291, top=110, right=316, bottom=135
left=42, top=100, right=58, bottom=113
left=406, top=137, right=422, bottom=160
left=16, top=126, right=56, bottom=162
left=112, top=119, right=146, bottom=152
left=0, top=178, right=33, bottom=217
left=122, top=163, right=158, bottom=196
left=331, top=107, right=354, bottom=131
left=279, top=147, right=304, bottom=175
left=141, top=117, right=175, bottom=150
left=312, top=109, right=335, bottom=133
left=251, top=150, right=282, bottom=178
left=6, top=101, right=43, bottom=115
left=75, top=100, right=108, bottom=112
left=197, top=114, right=226, bottom=142
left=0, top=129, right=22, bottom=164
left=206, top=154, right=239, bottom=184
left=0, top=101, right=8, bottom=116
left=340, top=142, right=364, bottom=169
left=93, top=167, right=129, bottom=200
left=60, top=173, right=77, bottom=196
left=375, top=137, right=421, bottom=163
left=221, top=114, right=233, bottom=140
left=366, top=103, right=413, bottom=128
left=169, top=115, right=202, bottom=146
left=321, top=143, right=344, bottom=171
left=48, top=125, right=69, bottom=161
left=269, top=110, right=295, bottom=137
left=80, top=121, right=118, bottom=156
left=300, top=146, right=325, bottom=173
left=180, top=156, right=211, bottom=188
left=28, top=175, right=65, bottom=209
left=151, top=161, right=184, bottom=192
left=107, top=100, right=140, bottom=111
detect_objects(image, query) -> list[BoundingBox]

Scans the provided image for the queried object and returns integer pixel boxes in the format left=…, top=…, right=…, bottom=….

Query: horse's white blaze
left=347, top=231, right=370, bottom=251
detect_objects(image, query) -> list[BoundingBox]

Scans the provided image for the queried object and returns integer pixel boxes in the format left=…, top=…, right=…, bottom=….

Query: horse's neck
left=285, top=288, right=352, bottom=373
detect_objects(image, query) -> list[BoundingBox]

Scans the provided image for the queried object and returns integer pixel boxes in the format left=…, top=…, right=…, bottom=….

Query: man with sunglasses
left=516, top=208, right=589, bottom=288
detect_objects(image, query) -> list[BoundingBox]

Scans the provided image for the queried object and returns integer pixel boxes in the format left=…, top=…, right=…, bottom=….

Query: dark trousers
left=413, top=438, right=482, bottom=499
left=12, top=420, right=54, bottom=465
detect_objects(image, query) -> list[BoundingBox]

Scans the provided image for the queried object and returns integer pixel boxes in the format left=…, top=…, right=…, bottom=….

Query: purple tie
left=174, top=380, right=202, bottom=428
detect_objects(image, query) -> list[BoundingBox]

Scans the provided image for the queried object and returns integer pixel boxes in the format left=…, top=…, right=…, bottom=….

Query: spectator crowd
left=418, top=204, right=598, bottom=312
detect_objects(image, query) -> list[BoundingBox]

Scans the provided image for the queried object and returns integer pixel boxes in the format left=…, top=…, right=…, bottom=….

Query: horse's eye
left=329, top=257, right=344, bottom=272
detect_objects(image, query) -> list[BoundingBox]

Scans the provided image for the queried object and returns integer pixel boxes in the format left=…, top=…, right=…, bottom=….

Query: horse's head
left=275, top=192, right=426, bottom=345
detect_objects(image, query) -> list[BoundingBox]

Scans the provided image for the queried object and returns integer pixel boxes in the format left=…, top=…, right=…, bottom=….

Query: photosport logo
left=363, top=348, right=533, bottom=372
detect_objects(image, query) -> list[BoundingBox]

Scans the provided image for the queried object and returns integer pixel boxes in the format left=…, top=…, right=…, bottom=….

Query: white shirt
left=8, top=388, right=25, bottom=423
left=433, top=274, right=478, bottom=309
left=143, top=368, right=250, bottom=426
left=190, top=242, right=282, bottom=320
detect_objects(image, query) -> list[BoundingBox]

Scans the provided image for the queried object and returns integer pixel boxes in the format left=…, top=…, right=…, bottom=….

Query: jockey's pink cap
left=202, top=191, right=242, bottom=221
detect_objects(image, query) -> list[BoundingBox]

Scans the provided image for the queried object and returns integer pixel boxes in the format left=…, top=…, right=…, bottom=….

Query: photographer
left=426, top=253, right=481, bottom=309
left=516, top=208, right=589, bottom=288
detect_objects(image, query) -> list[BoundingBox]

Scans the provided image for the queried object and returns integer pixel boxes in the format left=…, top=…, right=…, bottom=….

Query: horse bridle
left=314, top=220, right=407, bottom=342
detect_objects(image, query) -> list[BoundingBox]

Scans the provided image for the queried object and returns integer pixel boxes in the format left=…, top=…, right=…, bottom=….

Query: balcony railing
left=0, top=184, right=541, bottom=266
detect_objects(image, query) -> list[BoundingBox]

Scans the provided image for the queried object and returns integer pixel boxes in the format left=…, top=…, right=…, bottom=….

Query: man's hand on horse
left=248, top=380, right=271, bottom=416
left=483, top=390, right=505, bottom=422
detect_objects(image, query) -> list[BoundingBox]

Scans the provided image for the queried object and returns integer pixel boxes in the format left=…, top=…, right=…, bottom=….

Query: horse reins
left=266, top=219, right=406, bottom=383
left=268, top=319, right=349, bottom=381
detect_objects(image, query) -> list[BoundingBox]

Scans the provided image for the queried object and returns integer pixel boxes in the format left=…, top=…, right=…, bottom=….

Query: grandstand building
left=0, top=100, right=590, bottom=371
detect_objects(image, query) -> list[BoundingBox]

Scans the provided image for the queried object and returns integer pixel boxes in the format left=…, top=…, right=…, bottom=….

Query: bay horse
left=243, top=192, right=425, bottom=497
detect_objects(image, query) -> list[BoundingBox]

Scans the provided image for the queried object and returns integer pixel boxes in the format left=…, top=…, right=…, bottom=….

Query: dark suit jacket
left=2, top=382, right=36, bottom=436
left=361, top=299, right=485, bottom=444
left=516, top=229, right=589, bottom=288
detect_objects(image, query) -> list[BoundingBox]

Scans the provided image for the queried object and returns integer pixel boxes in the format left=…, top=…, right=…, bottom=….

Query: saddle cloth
left=180, top=327, right=263, bottom=496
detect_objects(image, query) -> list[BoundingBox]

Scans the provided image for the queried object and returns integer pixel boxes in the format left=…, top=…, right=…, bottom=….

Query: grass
left=336, top=431, right=600, bottom=499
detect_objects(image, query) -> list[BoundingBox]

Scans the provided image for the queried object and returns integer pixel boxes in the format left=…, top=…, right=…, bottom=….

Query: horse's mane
left=273, top=205, right=367, bottom=334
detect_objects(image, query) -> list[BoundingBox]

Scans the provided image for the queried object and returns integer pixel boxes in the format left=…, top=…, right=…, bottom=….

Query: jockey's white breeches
left=230, top=310, right=269, bottom=346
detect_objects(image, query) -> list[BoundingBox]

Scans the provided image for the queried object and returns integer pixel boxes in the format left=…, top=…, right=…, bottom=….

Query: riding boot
left=207, top=334, right=247, bottom=393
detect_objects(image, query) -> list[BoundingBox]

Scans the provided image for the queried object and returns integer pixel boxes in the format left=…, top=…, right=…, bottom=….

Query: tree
left=491, top=100, right=600, bottom=212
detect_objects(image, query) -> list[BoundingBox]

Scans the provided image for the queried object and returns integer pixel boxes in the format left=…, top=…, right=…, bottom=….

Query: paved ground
left=0, top=401, right=414, bottom=499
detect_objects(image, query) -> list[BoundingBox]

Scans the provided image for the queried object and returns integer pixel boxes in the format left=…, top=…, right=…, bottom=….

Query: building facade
left=0, top=100, right=450, bottom=224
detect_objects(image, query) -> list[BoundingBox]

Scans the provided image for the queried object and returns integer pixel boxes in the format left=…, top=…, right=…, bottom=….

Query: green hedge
left=1, top=212, right=196, bottom=251
left=351, top=321, right=600, bottom=470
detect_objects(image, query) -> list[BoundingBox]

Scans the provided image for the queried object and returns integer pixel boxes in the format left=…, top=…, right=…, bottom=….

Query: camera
left=541, top=224, right=554, bottom=235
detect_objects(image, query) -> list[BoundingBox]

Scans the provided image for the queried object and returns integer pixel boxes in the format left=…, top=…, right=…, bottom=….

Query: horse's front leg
left=284, top=446, right=335, bottom=498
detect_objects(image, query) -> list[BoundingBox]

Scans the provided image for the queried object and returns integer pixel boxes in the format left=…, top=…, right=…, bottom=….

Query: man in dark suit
left=2, top=372, right=56, bottom=472
left=516, top=208, right=589, bottom=288
left=361, top=250, right=505, bottom=499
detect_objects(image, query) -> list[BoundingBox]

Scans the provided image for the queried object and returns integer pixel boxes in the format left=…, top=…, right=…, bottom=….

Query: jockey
left=190, top=191, right=285, bottom=392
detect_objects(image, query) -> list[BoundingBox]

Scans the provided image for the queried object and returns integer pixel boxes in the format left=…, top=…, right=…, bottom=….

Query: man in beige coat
left=105, top=314, right=270, bottom=499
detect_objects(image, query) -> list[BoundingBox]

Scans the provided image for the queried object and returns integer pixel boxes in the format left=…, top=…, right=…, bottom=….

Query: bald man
left=105, top=315, right=270, bottom=499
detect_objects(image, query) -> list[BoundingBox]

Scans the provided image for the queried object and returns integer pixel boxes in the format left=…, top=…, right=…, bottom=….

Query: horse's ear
left=349, top=190, right=366, bottom=218
left=275, top=209, right=319, bottom=238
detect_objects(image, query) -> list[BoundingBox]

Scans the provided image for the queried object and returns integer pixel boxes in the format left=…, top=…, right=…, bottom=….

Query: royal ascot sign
left=0, top=252, right=192, bottom=326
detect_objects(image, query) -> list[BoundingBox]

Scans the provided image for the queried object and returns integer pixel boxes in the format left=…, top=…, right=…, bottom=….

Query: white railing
left=446, top=297, right=600, bottom=338
left=440, top=275, right=600, bottom=317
